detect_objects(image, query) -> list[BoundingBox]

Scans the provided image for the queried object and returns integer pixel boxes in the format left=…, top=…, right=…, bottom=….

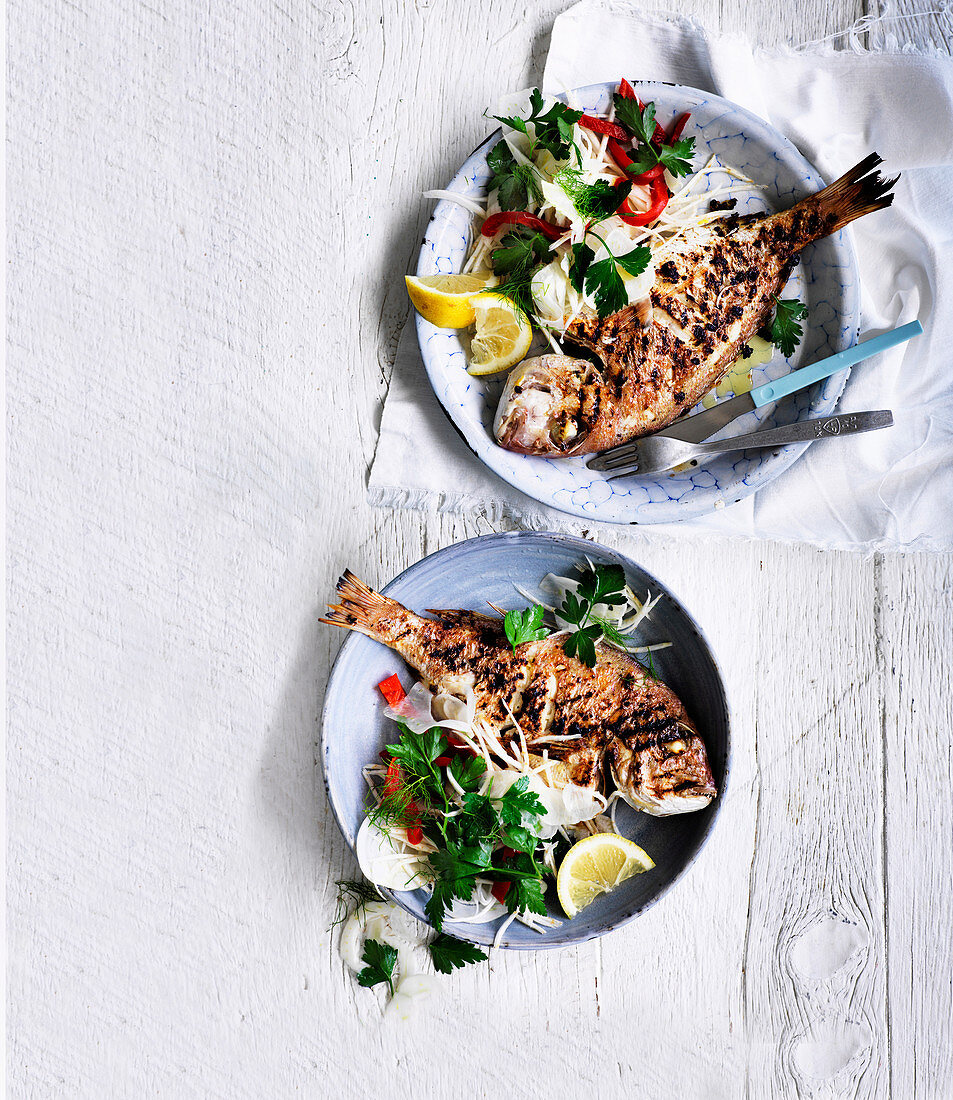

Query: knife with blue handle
left=586, top=319, right=923, bottom=471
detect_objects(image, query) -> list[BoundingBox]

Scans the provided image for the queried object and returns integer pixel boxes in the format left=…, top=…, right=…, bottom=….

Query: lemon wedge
left=467, top=292, right=533, bottom=376
left=556, top=833, right=655, bottom=918
left=405, top=272, right=497, bottom=329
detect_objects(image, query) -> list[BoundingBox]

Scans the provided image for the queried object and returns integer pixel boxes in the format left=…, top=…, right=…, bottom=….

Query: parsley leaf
left=356, top=938, right=399, bottom=995
left=578, top=563, right=627, bottom=606
left=613, top=95, right=695, bottom=178
left=770, top=296, right=807, bottom=357
left=425, top=879, right=455, bottom=932
left=496, top=776, right=547, bottom=830
left=491, top=229, right=551, bottom=278
left=449, top=754, right=486, bottom=793
left=615, top=245, right=651, bottom=279
left=486, top=140, right=542, bottom=211
left=568, top=242, right=594, bottom=293
left=553, top=167, right=630, bottom=221
left=503, top=854, right=549, bottom=916
left=489, top=228, right=552, bottom=318
left=494, top=88, right=583, bottom=161
left=558, top=563, right=628, bottom=667
left=428, top=933, right=489, bottom=974
left=574, top=239, right=652, bottom=319
left=585, top=256, right=629, bottom=317
left=504, top=605, right=550, bottom=652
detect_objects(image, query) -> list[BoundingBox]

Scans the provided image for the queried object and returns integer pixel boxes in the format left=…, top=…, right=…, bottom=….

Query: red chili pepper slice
left=434, top=756, right=451, bottom=767
left=608, top=137, right=635, bottom=173
left=578, top=113, right=628, bottom=140
left=481, top=211, right=562, bottom=241
left=377, top=674, right=405, bottom=708
left=608, top=139, right=665, bottom=185
left=618, top=78, right=637, bottom=100
left=406, top=824, right=423, bottom=845
left=491, top=880, right=512, bottom=904
left=668, top=111, right=691, bottom=144
left=383, top=757, right=402, bottom=796
left=617, top=176, right=670, bottom=226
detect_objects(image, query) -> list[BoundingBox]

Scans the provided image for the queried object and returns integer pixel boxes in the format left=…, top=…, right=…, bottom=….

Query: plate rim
left=414, top=80, right=861, bottom=525
left=320, top=530, right=732, bottom=950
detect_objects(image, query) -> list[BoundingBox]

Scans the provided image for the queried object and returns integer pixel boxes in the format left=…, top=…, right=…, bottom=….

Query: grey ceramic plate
left=321, top=532, right=730, bottom=948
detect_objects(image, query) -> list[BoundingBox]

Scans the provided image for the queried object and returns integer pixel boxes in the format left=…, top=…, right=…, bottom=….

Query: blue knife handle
left=749, top=319, right=923, bottom=408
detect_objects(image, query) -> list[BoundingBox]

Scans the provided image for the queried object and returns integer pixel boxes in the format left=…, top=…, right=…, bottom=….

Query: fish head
left=493, top=354, right=603, bottom=456
left=608, top=725, right=717, bottom=817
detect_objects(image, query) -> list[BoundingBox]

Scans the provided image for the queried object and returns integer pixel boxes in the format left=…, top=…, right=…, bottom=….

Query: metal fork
left=606, top=411, right=894, bottom=478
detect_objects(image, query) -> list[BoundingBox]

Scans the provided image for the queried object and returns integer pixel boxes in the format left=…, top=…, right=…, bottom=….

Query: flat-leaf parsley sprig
left=504, top=605, right=550, bottom=652
left=613, top=95, right=696, bottom=179
left=768, top=296, right=807, bottom=357
left=557, top=563, right=628, bottom=667
left=493, top=88, right=583, bottom=162
left=569, top=237, right=652, bottom=319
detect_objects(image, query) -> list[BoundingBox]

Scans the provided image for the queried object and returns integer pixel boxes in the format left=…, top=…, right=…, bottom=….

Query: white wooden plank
left=879, top=553, right=953, bottom=1099
left=742, top=548, right=888, bottom=1097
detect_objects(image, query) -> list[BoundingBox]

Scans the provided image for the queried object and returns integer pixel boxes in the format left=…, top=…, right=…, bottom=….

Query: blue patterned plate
left=321, top=531, right=730, bottom=949
left=414, top=82, right=860, bottom=524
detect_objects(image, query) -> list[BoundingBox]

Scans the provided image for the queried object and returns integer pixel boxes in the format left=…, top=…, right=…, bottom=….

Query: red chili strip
left=668, top=111, right=691, bottom=143
left=480, top=211, right=562, bottom=241
left=407, top=825, right=423, bottom=845
left=608, top=139, right=665, bottom=185
left=618, top=78, right=637, bottom=100
left=434, top=756, right=452, bottom=766
left=491, top=880, right=512, bottom=904
left=617, top=175, right=670, bottom=226
left=578, top=113, right=628, bottom=140
left=383, top=757, right=402, bottom=796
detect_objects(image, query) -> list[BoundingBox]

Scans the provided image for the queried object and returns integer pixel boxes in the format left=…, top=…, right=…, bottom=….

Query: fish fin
left=808, top=153, right=899, bottom=234
left=319, top=569, right=394, bottom=637
left=425, top=608, right=504, bottom=628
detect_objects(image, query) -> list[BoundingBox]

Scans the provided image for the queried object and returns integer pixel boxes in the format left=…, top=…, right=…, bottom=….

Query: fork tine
left=606, top=462, right=640, bottom=481
left=587, top=446, right=641, bottom=471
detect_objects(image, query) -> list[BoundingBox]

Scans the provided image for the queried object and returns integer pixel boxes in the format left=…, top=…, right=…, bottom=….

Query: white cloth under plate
left=368, top=4, right=953, bottom=552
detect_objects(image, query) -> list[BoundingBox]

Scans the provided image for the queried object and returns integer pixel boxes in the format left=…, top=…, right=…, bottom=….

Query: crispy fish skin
left=493, top=154, right=898, bottom=456
left=321, top=571, right=717, bottom=816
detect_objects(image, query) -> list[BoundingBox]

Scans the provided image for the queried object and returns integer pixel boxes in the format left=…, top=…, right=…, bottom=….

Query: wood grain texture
left=7, top=0, right=952, bottom=1096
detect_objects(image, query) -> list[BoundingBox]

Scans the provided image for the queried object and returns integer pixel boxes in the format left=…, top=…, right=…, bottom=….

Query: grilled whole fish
left=494, top=154, right=897, bottom=456
left=321, top=571, right=717, bottom=816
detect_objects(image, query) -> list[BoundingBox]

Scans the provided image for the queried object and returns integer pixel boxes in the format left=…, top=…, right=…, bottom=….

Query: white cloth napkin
left=369, top=4, right=953, bottom=552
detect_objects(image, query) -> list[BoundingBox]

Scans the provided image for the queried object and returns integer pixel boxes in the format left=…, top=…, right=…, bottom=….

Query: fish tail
left=319, top=569, right=399, bottom=640
left=805, top=153, right=899, bottom=235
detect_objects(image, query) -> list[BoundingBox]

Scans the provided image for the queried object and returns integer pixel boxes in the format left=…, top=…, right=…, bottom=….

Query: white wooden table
left=9, top=0, right=952, bottom=1096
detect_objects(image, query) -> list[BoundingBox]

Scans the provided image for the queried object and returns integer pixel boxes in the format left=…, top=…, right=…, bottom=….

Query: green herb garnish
left=553, top=166, right=631, bottom=221
left=491, top=229, right=551, bottom=278
left=504, top=605, right=550, bottom=652
left=428, top=933, right=489, bottom=974
left=558, top=563, right=627, bottom=667
left=486, top=140, right=543, bottom=211
left=489, top=228, right=553, bottom=318
left=331, top=878, right=380, bottom=931
left=494, top=89, right=583, bottom=162
left=613, top=95, right=695, bottom=178
left=569, top=238, right=652, bottom=318
left=356, top=938, right=399, bottom=995
left=769, top=296, right=807, bottom=357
